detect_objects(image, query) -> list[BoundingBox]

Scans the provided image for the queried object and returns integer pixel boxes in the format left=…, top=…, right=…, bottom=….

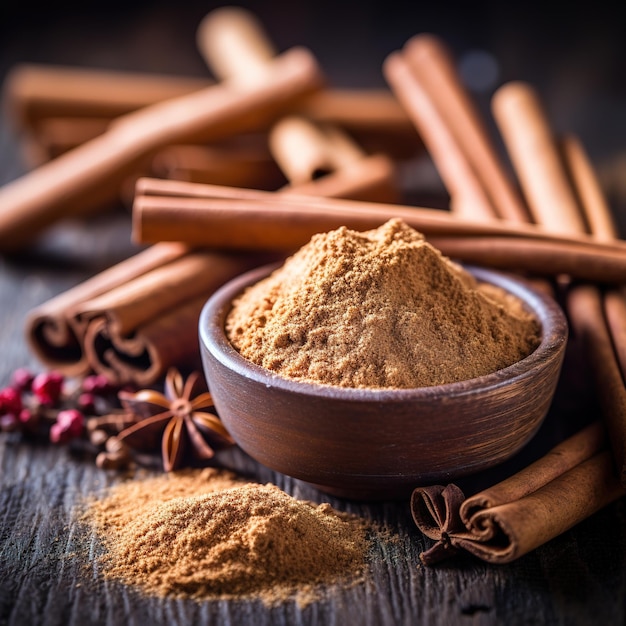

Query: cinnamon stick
left=494, top=75, right=626, bottom=490
left=130, top=183, right=626, bottom=283
left=81, top=295, right=208, bottom=387
left=196, top=5, right=277, bottom=89
left=562, top=137, right=626, bottom=487
left=492, top=81, right=587, bottom=234
left=0, top=46, right=323, bottom=252
left=411, top=72, right=626, bottom=566
left=567, top=286, right=626, bottom=485
left=3, top=62, right=420, bottom=159
left=425, top=236, right=626, bottom=283
left=411, top=423, right=624, bottom=564
left=268, top=115, right=350, bottom=184
left=401, top=34, right=529, bottom=223
left=560, top=133, right=619, bottom=241
left=459, top=422, right=607, bottom=521
left=198, top=5, right=400, bottom=204
left=77, top=253, right=262, bottom=386
left=25, top=242, right=189, bottom=376
left=150, top=141, right=286, bottom=189
left=383, top=51, right=496, bottom=220
left=68, top=251, right=250, bottom=338
left=2, top=63, right=211, bottom=132
left=498, top=81, right=626, bottom=485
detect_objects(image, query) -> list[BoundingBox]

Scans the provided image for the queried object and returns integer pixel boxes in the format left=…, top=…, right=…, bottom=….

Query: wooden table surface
left=1, top=3, right=625, bottom=625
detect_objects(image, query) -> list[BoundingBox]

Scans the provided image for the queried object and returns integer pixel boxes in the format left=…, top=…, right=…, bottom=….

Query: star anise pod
left=114, top=368, right=234, bottom=471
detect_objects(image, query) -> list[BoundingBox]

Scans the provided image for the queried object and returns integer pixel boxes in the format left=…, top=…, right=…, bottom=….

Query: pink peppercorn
left=11, top=367, right=35, bottom=392
left=31, top=371, right=65, bottom=406
left=77, top=392, right=97, bottom=413
left=56, top=409, right=84, bottom=438
left=0, top=386, right=23, bottom=417
left=81, top=374, right=112, bottom=395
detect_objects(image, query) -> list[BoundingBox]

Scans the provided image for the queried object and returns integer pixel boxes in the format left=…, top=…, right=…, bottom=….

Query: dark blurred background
left=1, top=0, right=626, bottom=211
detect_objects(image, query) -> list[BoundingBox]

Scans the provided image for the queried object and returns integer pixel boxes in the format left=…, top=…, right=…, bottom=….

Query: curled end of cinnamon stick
left=25, top=310, right=91, bottom=377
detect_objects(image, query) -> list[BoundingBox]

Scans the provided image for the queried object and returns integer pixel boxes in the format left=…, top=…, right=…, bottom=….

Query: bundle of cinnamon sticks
left=16, top=6, right=404, bottom=386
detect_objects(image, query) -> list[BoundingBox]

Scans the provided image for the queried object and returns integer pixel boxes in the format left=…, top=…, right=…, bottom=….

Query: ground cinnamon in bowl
left=225, top=218, right=541, bottom=389
left=81, top=469, right=374, bottom=606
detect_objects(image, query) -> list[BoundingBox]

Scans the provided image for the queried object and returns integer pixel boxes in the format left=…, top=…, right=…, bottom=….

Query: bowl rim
left=199, top=262, right=568, bottom=402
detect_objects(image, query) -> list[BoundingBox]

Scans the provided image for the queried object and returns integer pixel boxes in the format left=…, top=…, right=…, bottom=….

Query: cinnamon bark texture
left=383, top=35, right=528, bottom=222
left=491, top=82, right=587, bottom=234
left=3, top=63, right=419, bottom=163
left=26, top=242, right=189, bottom=377
left=493, top=80, right=626, bottom=486
left=26, top=245, right=262, bottom=384
left=0, top=46, right=323, bottom=252
left=411, top=424, right=624, bottom=565
left=131, top=180, right=626, bottom=283
left=197, top=6, right=400, bottom=204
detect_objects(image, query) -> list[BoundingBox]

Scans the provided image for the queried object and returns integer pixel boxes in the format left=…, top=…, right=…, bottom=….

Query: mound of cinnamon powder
left=226, top=218, right=540, bottom=388
left=82, top=470, right=372, bottom=606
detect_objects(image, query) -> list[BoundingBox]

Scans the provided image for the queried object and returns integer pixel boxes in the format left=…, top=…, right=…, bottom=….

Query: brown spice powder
left=81, top=469, right=372, bottom=606
left=226, top=218, right=541, bottom=388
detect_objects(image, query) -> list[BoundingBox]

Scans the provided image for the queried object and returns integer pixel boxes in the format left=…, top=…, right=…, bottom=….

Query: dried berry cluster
left=0, top=366, right=234, bottom=473
left=0, top=368, right=124, bottom=442
left=0, top=367, right=147, bottom=472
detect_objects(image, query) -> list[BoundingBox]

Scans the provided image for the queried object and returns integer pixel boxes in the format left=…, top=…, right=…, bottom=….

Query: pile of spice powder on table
left=81, top=469, right=372, bottom=606
left=226, top=218, right=541, bottom=388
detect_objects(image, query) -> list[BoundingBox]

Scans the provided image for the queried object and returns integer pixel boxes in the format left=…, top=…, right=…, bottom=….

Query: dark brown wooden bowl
left=199, top=263, right=568, bottom=501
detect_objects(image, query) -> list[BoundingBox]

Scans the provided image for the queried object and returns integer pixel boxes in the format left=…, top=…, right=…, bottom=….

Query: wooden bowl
left=199, top=263, right=568, bottom=500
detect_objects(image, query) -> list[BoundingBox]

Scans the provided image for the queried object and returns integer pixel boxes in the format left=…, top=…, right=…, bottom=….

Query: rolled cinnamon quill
left=0, top=46, right=323, bottom=252
left=198, top=5, right=399, bottom=203
left=411, top=423, right=624, bottom=565
left=383, top=51, right=495, bottom=221
left=131, top=182, right=626, bottom=283
left=76, top=252, right=261, bottom=386
left=2, top=63, right=212, bottom=133
left=400, top=34, right=529, bottom=223
left=492, top=81, right=587, bottom=234
left=26, top=243, right=265, bottom=383
left=81, top=295, right=208, bottom=387
left=25, top=242, right=188, bottom=377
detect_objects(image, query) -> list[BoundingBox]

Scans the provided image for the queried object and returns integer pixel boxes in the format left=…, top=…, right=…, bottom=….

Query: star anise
left=113, top=368, right=234, bottom=471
